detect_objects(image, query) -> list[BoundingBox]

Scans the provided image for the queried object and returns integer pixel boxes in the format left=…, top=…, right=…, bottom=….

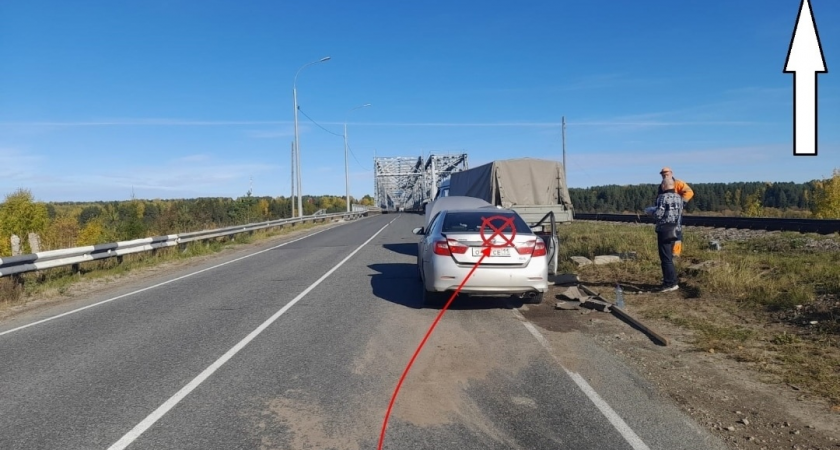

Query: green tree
left=43, top=213, right=80, bottom=250
left=742, top=188, right=765, bottom=217
left=78, top=205, right=103, bottom=226
left=78, top=219, right=105, bottom=246
left=812, top=168, right=840, bottom=219
left=0, top=189, right=50, bottom=254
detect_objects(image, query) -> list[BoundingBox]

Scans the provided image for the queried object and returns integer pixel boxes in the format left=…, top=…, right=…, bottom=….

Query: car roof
left=425, top=195, right=494, bottom=225
left=442, top=207, right=515, bottom=214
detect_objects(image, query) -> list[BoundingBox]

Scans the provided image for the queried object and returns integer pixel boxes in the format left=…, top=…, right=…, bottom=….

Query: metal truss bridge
left=373, top=153, right=469, bottom=211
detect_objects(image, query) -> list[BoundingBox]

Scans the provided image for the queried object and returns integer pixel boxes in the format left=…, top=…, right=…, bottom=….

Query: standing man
left=651, top=177, right=684, bottom=292
left=658, top=167, right=693, bottom=256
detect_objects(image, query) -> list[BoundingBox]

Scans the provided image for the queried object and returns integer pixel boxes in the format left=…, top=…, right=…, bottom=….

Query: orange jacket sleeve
left=675, top=179, right=694, bottom=202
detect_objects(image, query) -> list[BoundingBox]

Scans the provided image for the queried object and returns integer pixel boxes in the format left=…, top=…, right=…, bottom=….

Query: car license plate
left=473, top=247, right=509, bottom=257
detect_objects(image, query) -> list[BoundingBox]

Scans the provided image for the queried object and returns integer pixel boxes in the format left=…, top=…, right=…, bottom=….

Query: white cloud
left=0, top=119, right=292, bottom=127
left=0, top=151, right=284, bottom=201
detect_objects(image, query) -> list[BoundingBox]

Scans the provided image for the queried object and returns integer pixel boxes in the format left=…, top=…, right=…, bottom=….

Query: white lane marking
left=515, top=310, right=651, bottom=450
left=108, top=217, right=397, bottom=450
left=0, top=219, right=369, bottom=337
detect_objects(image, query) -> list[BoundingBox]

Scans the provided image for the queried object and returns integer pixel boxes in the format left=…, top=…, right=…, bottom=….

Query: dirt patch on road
left=254, top=389, right=371, bottom=450
left=522, top=284, right=840, bottom=450
left=353, top=306, right=543, bottom=432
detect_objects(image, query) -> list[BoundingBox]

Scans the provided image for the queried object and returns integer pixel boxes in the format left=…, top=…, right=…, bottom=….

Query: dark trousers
left=658, top=232, right=678, bottom=287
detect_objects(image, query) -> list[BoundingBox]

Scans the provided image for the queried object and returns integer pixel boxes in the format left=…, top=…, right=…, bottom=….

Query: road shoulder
left=521, top=285, right=840, bottom=450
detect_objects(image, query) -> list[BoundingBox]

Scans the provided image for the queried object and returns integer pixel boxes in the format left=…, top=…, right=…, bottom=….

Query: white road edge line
left=107, top=217, right=397, bottom=450
left=514, top=310, right=651, bottom=450
left=0, top=219, right=362, bottom=337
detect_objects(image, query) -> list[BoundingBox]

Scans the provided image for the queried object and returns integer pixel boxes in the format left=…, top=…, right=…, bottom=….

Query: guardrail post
left=117, top=255, right=124, bottom=265
left=71, top=263, right=80, bottom=275
left=11, top=235, right=21, bottom=256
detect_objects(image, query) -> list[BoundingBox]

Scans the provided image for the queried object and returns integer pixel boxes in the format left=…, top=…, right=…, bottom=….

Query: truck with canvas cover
left=447, top=158, right=573, bottom=224
left=446, top=158, right=574, bottom=274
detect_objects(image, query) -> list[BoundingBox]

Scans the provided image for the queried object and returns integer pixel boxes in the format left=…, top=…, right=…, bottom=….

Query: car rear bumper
left=425, top=259, right=549, bottom=294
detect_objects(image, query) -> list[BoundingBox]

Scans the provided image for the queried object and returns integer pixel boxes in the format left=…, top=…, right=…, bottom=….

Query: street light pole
left=290, top=141, right=295, bottom=217
left=344, top=103, right=371, bottom=212
left=293, top=56, right=330, bottom=218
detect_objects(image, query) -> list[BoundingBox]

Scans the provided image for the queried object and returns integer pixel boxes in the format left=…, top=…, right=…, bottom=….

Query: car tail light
left=515, top=240, right=536, bottom=255
left=447, top=239, right=468, bottom=254
left=433, top=239, right=468, bottom=256
left=515, top=239, right=546, bottom=256
left=433, top=240, right=451, bottom=256
left=533, top=239, right=547, bottom=257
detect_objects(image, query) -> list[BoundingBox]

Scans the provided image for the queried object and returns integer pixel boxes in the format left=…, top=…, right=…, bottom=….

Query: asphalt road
left=0, top=213, right=728, bottom=450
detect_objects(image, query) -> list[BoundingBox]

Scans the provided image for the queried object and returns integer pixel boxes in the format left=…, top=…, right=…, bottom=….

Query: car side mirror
left=412, top=227, right=424, bottom=235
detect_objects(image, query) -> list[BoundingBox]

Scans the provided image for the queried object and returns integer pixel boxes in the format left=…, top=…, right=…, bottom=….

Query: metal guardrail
left=0, top=211, right=368, bottom=278
left=573, top=213, right=840, bottom=235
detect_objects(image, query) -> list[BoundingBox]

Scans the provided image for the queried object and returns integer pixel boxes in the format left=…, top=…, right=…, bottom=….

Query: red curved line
left=377, top=252, right=490, bottom=450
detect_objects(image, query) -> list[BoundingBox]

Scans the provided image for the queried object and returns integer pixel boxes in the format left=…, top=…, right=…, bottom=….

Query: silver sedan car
left=413, top=207, right=549, bottom=305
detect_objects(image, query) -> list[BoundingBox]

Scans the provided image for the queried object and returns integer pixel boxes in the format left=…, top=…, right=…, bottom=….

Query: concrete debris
left=593, top=255, right=622, bottom=265
left=551, top=273, right=580, bottom=285
left=581, top=298, right=612, bottom=313
left=570, top=256, right=592, bottom=267
left=555, top=301, right=580, bottom=311
left=558, top=286, right=589, bottom=302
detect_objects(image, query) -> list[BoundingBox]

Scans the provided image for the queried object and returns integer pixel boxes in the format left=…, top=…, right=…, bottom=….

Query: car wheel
left=526, top=292, right=544, bottom=304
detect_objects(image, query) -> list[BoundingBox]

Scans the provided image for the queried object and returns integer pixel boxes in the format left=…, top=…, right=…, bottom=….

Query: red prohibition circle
left=479, top=215, right=517, bottom=248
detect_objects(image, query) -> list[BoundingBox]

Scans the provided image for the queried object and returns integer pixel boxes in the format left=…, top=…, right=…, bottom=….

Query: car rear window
left=441, top=211, right=532, bottom=234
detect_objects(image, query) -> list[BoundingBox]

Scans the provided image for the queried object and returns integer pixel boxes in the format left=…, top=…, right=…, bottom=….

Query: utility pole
left=293, top=56, right=331, bottom=218
left=291, top=142, right=296, bottom=218
left=561, top=116, right=567, bottom=181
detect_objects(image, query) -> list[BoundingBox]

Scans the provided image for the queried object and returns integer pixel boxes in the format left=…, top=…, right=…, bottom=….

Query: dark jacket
left=653, top=189, right=683, bottom=233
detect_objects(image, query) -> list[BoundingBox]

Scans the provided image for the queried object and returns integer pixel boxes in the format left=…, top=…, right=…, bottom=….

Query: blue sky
left=1, top=0, right=839, bottom=202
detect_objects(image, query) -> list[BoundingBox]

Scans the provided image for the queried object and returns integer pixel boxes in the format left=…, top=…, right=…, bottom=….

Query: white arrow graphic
left=784, top=0, right=828, bottom=156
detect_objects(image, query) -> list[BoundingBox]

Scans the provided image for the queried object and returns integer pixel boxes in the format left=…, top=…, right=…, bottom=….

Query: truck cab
left=434, top=178, right=450, bottom=201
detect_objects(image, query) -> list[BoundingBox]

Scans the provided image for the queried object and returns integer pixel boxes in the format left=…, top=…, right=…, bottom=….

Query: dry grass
left=558, top=221, right=840, bottom=405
